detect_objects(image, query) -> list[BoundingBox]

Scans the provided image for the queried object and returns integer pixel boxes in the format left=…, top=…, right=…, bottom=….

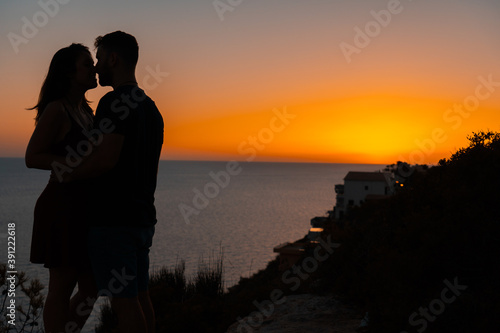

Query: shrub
left=322, top=131, right=500, bottom=332
left=0, top=263, right=45, bottom=333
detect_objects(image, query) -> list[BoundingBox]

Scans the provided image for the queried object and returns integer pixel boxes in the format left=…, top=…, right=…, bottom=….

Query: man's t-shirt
left=91, top=85, right=164, bottom=227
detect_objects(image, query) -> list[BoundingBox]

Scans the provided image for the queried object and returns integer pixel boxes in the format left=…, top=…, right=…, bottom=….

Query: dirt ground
left=226, top=294, right=363, bottom=333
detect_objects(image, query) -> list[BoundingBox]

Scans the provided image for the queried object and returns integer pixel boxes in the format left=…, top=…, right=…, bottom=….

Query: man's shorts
left=88, top=225, right=155, bottom=298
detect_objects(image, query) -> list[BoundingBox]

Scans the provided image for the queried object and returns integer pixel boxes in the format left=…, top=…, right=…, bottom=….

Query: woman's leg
left=44, top=267, right=78, bottom=333
left=68, top=270, right=98, bottom=333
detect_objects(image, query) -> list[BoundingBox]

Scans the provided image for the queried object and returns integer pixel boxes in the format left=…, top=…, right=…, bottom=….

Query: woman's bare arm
left=25, top=101, right=71, bottom=170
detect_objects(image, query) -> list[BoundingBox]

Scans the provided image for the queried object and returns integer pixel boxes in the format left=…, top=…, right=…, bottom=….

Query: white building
left=334, top=171, right=394, bottom=219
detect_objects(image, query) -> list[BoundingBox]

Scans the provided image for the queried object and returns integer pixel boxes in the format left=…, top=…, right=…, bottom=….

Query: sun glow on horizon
left=161, top=94, right=486, bottom=164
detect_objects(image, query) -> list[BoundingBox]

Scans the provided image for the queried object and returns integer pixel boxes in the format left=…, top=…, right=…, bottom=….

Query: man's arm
left=64, top=133, right=124, bottom=181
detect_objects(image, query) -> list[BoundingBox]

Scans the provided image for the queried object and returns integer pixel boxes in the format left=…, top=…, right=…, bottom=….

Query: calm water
left=0, top=158, right=385, bottom=331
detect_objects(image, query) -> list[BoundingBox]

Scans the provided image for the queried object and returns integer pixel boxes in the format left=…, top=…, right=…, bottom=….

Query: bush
left=0, top=263, right=45, bottom=333
left=322, top=131, right=500, bottom=332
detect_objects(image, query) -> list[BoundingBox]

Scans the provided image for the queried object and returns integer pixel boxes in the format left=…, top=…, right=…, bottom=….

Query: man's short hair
left=95, top=31, right=139, bottom=67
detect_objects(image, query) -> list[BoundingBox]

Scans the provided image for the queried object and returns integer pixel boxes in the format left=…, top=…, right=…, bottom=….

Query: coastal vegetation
left=0, top=263, right=45, bottom=333
left=321, top=130, right=500, bottom=332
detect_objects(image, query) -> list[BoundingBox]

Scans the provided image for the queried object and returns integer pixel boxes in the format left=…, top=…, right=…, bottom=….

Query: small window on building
left=348, top=200, right=354, bottom=206
left=365, top=185, right=369, bottom=190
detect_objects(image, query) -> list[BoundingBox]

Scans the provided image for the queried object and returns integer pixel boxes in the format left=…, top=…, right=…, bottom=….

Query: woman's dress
left=30, top=106, right=91, bottom=269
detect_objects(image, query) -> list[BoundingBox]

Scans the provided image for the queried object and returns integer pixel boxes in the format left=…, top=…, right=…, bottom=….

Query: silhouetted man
left=68, top=31, right=163, bottom=333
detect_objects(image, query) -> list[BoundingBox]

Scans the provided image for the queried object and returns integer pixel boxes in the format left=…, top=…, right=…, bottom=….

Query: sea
left=0, top=158, right=385, bottom=332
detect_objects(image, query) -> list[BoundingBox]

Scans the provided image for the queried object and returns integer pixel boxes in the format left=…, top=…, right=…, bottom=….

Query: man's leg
left=111, top=297, right=147, bottom=333
left=137, top=226, right=156, bottom=333
left=68, top=270, right=98, bottom=332
left=138, top=290, right=156, bottom=333
left=89, top=226, right=151, bottom=331
left=88, top=226, right=156, bottom=332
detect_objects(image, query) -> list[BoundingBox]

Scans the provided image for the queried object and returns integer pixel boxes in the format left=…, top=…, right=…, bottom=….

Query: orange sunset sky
left=2, top=0, right=500, bottom=164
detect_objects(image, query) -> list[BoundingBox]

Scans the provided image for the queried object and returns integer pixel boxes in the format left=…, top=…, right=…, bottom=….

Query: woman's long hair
left=29, top=43, right=93, bottom=124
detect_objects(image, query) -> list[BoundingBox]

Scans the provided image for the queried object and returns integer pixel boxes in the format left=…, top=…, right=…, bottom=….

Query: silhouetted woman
left=26, top=43, right=97, bottom=333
